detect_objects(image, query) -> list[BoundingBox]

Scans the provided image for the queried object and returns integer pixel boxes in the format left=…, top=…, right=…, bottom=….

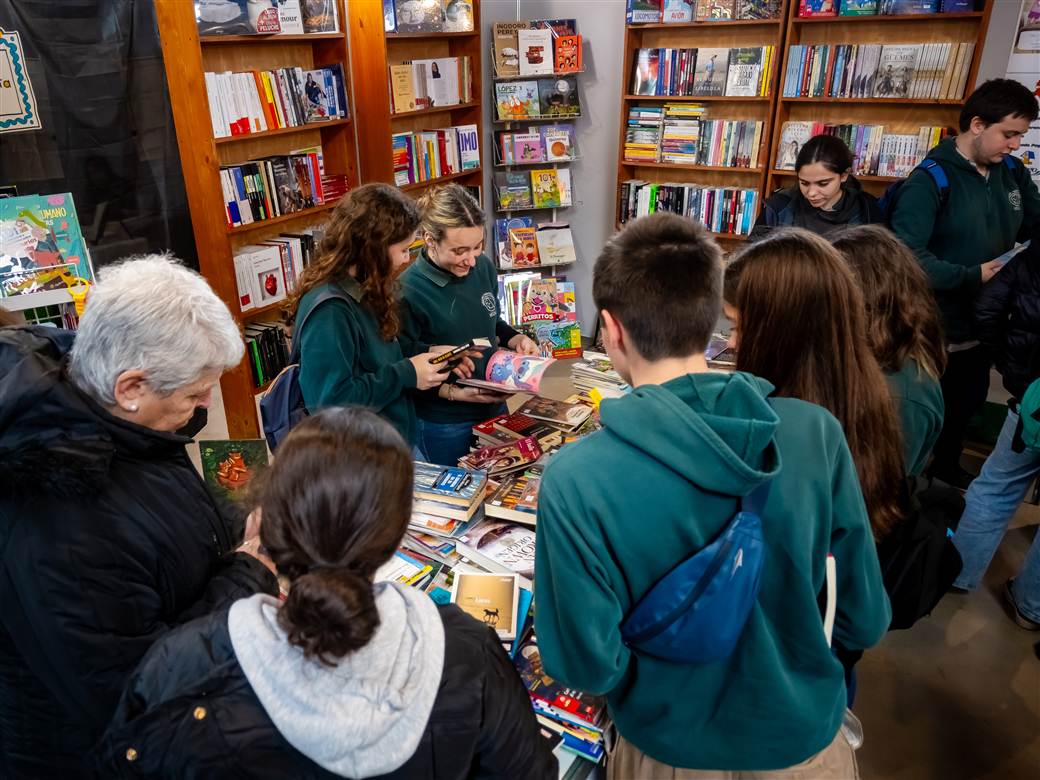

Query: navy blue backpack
left=260, top=287, right=352, bottom=450
left=879, top=155, right=1020, bottom=221
left=620, top=481, right=770, bottom=664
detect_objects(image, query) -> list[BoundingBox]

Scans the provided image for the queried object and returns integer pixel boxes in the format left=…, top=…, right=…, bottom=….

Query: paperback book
left=0, top=193, right=92, bottom=300
left=538, top=78, right=581, bottom=118
left=458, top=350, right=555, bottom=393
left=485, top=474, right=541, bottom=525
left=517, top=396, right=593, bottom=429
left=696, top=0, right=736, bottom=19
left=413, top=462, right=488, bottom=507
left=518, top=28, right=554, bottom=76
left=508, top=225, right=540, bottom=267
left=459, top=437, right=543, bottom=478
left=776, top=122, right=814, bottom=169
left=451, top=572, right=521, bottom=640
left=495, top=81, right=540, bottom=121
left=693, top=48, right=729, bottom=96
left=455, top=519, right=537, bottom=582
left=195, top=0, right=281, bottom=35
left=493, top=21, right=531, bottom=77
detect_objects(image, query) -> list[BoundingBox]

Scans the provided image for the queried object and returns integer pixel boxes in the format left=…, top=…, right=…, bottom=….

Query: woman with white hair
left=0, top=255, right=279, bottom=779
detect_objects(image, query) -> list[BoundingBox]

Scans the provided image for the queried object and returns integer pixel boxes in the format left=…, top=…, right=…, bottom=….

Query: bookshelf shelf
left=617, top=221, right=751, bottom=241
left=492, top=113, right=583, bottom=125
left=622, top=161, right=764, bottom=174
left=780, top=97, right=964, bottom=105
left=400, top=168, right=484, bottom=192
left=496, top=204, right=572, bottom=214
left=791, top=11, right=984, bottom=24
left=769, top=168, right=898, bottom=182
left=624, top=94, right=771, bottom=102
left=496, top=260, right=576, bottom=274
left=390, top=100, right=479, bottom=119
left=157, top=0, right=360, bottom=437
left=494, top=157, right=579, bottom=168
left=213, top=118, right=352, bottom=145
left=385, top=30, right=480, bottom=40
left=492, top=68, right=586, bottom=82
left=627, top=19, right=784, bottom=29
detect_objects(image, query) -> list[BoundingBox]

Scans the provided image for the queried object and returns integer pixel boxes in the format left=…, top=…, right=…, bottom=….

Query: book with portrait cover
left=692, top=48, right=730, bottom=96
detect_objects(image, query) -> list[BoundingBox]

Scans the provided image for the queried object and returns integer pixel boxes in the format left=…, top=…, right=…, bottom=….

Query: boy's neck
left=628, top=354, right=711, bottom=389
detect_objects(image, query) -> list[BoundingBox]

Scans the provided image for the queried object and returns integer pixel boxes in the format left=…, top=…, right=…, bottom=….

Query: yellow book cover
left=451, top=572, right=519, bottom=639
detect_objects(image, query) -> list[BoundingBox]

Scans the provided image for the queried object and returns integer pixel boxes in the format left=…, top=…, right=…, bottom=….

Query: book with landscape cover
left=537, top=78, right=580, bottom=118
left=692, top=48, right=730, bottom=96
left=495, top=171, right=534, bottom=210
left=485, top=473, right=540, bottom=524
left=455, top=519, right=537, bottom=581
left=839, top=0, right=878, bottom=14
left=458, top=437, right=543, bottom=478
left=451, top=572, right=520, bottom=640
left=413, top=462, right=488, bottom=507
left=199, top=439, right=270, bottom=503
left=873, top=44, right=920, bottom=99
left=517, top=396, right=593, bottom=429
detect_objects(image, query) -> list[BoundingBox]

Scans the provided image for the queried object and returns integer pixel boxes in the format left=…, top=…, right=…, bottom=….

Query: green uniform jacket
left=535, top=371, right=890, bottom=771
left=890, top=139, right=1040, bottom=343
left=296, top=279, right=417, bottom=444
left=886, top=358, right=944, bottom=477
left=398, top=251, right=519, bottom=424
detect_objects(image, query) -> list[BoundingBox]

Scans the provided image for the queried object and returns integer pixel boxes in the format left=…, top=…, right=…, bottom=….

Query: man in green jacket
left=890, top=79, right=1040, bottom=488
left=534, top=214, right=890, bottom=776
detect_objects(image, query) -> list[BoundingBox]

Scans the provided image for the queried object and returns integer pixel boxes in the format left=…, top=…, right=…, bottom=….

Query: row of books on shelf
left=782, top=41, right=976, bottom=100
left=220, top=148, right=350, bottom=228
left=388, top=57, right=474, bottom=113
left=493, top=19, right=581, bottom=78
left=797, top=0, right=976, bottom=17
left=494, top=217, right=578, bottom=270
left=195, top=0, right=339, bottom=36
left=244, top=320, right=290, bottom=388
left=626, top=106, right=764, bottom=168
left=383, top=0, right=475, bottom=33
left=391, top=124, right=481, bottom=187
left=631, top=46, right=775, bottom=98
left=494, top=169, right=573, bottom=211
left=496, top=125, right=576, bottom=165
left=626, top=0, right=782, bottom=23
left=776, top=121, right=950, bottom=176
left=233, top=230, right=320, bottom=313
left=495, top=78, right=581, bottom=122
left=619, top=181, right=760, bottom=237
left=205, top=64, right=348, bottom=139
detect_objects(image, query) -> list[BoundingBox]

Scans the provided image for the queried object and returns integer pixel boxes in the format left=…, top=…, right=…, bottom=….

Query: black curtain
left=0, top=0, right=197, bottom=271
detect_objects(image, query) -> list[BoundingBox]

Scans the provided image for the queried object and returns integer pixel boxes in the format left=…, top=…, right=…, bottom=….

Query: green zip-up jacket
left=886, top=358, right=944, bottom=477
left=890, top=139, right=1040, bottom=343
left=398, top=251, right=520, bottom=424
left=534, top=371, right=890, bottom=771
left=296, top=279, right=417, bottom=444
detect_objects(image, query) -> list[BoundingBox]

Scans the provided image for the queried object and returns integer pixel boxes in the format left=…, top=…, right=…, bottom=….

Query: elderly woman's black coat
left=0, top=326, right=278, bottom=778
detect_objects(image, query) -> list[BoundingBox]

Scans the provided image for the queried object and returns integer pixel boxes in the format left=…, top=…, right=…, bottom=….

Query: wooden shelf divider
left=214, top=117, right=352, bottom=145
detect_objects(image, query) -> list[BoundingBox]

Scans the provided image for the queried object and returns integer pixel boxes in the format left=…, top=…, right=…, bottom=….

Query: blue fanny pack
left=620, top=482, right=770, bottom=664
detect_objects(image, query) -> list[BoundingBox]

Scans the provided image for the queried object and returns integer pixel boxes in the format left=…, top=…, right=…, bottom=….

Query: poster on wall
left=1007, top=1, right=1040, bottom=184
left=0, top=29, right=40, bottom=134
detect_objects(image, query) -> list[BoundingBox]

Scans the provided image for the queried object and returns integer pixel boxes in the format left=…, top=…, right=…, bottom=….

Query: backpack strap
left=917, top=159, right=950, bottom=208
left=739, top=480, right=772, bottom=516
left=289, top=286, right=354, bottom=364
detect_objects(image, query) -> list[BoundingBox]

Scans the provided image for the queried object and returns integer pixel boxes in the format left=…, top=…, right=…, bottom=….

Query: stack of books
left=243, top=320, right=289, bottom=388
left=391, top=124, right=481, bottom=186
left=570, top=352, right=629, bottom=398
left=624, top=105, right=665, bottom=163
left=484, top=472, right=541, bottom=525
left=410, top=461, right=489, bottom=535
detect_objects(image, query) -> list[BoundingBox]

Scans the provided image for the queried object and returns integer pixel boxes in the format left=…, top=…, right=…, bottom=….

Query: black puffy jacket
left=0, top=326, right=278, bottom=778
left=93, top=603, right=558, bottom=779
left=976, top=234, right=1040, bottom=400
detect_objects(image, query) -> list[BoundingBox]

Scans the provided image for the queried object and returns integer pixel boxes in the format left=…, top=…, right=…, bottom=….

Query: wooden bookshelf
left=766, top=1, right=995, bottom=198
left=614, top=2, right=792, bottom=245
left=348, top=1, right=484, bottom=192
left=155, top=0, right=360, bottom=438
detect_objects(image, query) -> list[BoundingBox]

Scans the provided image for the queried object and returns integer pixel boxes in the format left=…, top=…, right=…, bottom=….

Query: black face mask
left=176, top=406, right=209, bottom=438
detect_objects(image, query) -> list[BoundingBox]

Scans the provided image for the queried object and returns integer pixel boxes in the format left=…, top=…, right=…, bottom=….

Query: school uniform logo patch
left=481, top=292, right=497, bottom=316
left=1009, top=189, right=1022, bottom=210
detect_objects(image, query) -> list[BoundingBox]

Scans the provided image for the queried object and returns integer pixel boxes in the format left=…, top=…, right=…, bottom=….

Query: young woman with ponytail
left=94, top=407, right=556, bottom=779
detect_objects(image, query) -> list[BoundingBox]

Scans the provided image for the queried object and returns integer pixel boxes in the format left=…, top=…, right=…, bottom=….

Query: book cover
left=493, top=21, right=530, bottom=77
left=456, top=519, right=537, bottom=579
left=459, top=350, right=555, bottom=393
left=451, top=572, right=520, bottom=640
left=198, top=439, right=270, bottom=502
left=696, top=0, right=736, bottom=19
left=515, top=638, right=608, bottom=727
left=555, top=280, right=577, bottom=320
left=248, top=245, right=288, bottom=305
left=632, top=49, right=661, bottom=96
left=383, top=0, right=397, bottom=31
left=664, top=0, right=696, bottom=21
left=530, top=169, right=562, bottom=208
left=301, top=0, right=339, bottom=32
left=531, top=18, right=578, bottom=36
left=394, top=0, right=443, bottom=32
left=537, top=77, right=580, bottom=117
left=458, top=438, right=543, bottom=478
left=389, top=64, right=417, bottom=113
left=521, top=278, right=558, bottom=322
left=494, top=216, right=533, bottom=265
left=508, top=225, right=540, bottom=267
left=441, top=0, right=474, bottom=32
left=882, top=0, right=937, bottom=12
left=556, top=168, right=573, bottom=207
left=775, top=121, right=813, bottom=169
left=725, top=48, right=764, bottom=96
left=517, top=396, right=592, bottom=428
left=736, top=0, right=782, bottom=17
left=485, top=474, right=540, bottom=524
left=514, top=132, right=546, bottom=163
left=692, top=48, right=729, bottom=96
left=495, top=171, right=534, bottom=210
left=456, top=124, right=480, bottom=170
left=495, top=81, right=540, bottom=120
left=873, top=44, right=919, bottom=98
left=276, top=0, right=305, bottom=33
left=534, top=223, right=577, bottom=266
left=555, top=35, right=582, bottom=73
left=518, top=28, right=554, bottom=76
left=302, top=70, right=330, bottom=121
left=195, top=0, right=281, bottom=35
left=541, top=125, right=575, bottom=161
left=798, top=0, right=836, bottom=15
left=533, top=320, right=582, bottom=359
left=627, top=0, right=664, bottom=22
left=413, top=461, right=488, bottom=506
left=839, top=0, right=878, bottom=14
left=0, top=193, right=92, bottom=300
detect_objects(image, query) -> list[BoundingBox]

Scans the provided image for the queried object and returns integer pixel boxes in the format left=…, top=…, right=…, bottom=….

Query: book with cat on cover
left=451, top=572, right=520, bottom=640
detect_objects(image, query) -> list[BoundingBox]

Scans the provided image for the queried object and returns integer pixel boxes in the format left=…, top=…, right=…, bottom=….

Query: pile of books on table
left=570, top=351, right=629, bottom=398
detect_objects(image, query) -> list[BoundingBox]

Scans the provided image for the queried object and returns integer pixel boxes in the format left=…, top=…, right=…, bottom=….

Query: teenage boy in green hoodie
left=890, top=79, right=1040, bottom=489
left=534, top=214, right=891, bottom=777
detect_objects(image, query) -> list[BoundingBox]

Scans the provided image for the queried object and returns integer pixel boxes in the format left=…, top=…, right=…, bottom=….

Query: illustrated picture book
left=0, top=193, right=92, bottom=300
left=495, top=81, right=540, bottom=120
left=537, top=77, right=580, bottom=117
left=458, top=350, right=555, bottom=393
left=199, top=439, right=270, bottom=503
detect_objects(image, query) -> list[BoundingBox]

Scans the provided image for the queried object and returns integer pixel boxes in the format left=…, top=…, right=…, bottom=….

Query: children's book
left=725, top=47, right=764, bottom=96
left=692, top=48, right=729, bottom=96
left=521, top=278, right=558, bottom=322
left=531, top=18, right=578, bottom=37
left=555, top=35, right=582, bottom=73
left=533, top=320, right=583, bottom=359
left=775, top=121, right=814, bottom=169
left=514, top=132, right=546, bottom=163
left=195, top=0, right=281, bottom=35
left=663, top=0, right=695, bottom=22
left=198, top=439, right=270, bottom=503
left=556, top=168, right=573, bottom=207
left=508, top=225, right=540, bottom=268
left=495, top=171, right=534, bottom=210
left=696, top=0, right=736, bottom=19
left=555, top=281, right=577, bottom=320
left=537, top=77, right=580, bottom=117
left=541, top=125, right=575, bottom=161
left=495, top=81, right=540, bottom=120
left=451, top=572, right=520, bottom=640
left=493, top=21, right=530, bottom=77
left=442, top=0, right=474, bottom=32
left=458, top=350, right=555, bottom=394
left=798, top=0, right=836, bottom=15
left=518, top=28, right=554, bottom=76
left=0, top=193, right=92, bottom=300
left=494, top=216, right=534, bottom=265
left=627, top=0, right=664, bottom=23
left=873, top=44, right=920, bottom=98
left=534, top=223, right=577, bottom=266
left=531, top=169, right=562, bottom=208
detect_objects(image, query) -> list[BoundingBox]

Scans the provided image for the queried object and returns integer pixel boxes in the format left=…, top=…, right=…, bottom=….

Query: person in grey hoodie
left=92, top=407, right=556, bottom=779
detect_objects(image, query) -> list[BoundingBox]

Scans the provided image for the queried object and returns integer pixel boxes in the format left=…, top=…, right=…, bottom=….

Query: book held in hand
left=458, top=350, right=555, bottom=394
left=199, top=440, right=270, bottom=501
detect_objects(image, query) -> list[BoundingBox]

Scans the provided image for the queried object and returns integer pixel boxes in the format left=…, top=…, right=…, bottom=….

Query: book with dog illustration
left=451, top=571, right=520, bottom=640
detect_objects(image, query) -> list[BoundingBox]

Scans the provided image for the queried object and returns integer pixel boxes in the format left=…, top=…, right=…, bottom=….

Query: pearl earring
left=128, top=404, right=139, bottom=412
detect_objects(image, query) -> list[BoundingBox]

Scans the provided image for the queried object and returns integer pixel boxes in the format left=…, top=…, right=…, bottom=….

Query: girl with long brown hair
left=286, top=183, right=462, bottom=449
left=832, top=225, right=947, bottom=476
left=724, top=228, right=906, bottom=541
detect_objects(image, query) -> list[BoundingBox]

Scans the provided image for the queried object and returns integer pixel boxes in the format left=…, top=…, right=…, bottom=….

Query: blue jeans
left=418, top=405, right=508, bottom=466
left=953, top=409, right=1040, bottom=621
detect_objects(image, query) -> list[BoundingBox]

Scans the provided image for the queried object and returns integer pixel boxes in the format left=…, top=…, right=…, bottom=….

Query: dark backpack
left=880, top=155, right=1020, bottom=222
left=877, top=476, right=964, bottom=630
left=259, top=287, right=353, bottom=450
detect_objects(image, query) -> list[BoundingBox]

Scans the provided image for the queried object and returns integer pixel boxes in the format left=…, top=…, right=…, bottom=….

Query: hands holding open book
left=410, top=346, right=482, bottom=391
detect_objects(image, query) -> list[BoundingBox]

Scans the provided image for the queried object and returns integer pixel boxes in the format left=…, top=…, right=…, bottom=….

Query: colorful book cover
left=442, top=0, right=474, bottom=32
left=725, top=48, right=764, bottom=96
left=873, top=44, right=920, bottom=98
left=798, top=0, right=837, bottom=15
left=459, top=350, right=555, bottom=393
left=493, top=21, right=530, bottom=77
left=692, top=48, right=729, bottom=96
left=456, top=124, right=481, bottom=170
left=533, top=320, right=583, bottom=359
left=451, top=572, right=520, bottom=639
left=495, top=81, right=540, bottom=120
left=508, top=226, right=540, bottom=268
left=555, top=281, right=577, bottom=320
left=555, top=35, right=582, bottom=73
left=302, top=69, right=330, bottom=121
left=697, top=0, right=736, bottom=19
left=839, top=0, right=878, bottom=14
left=394, top=0, right=443, bottom=32
left=301, top=0, right=339, bottom=32
left=663, top=0, right=695, bottom=21
left=517, top=396, right=592, bottom=428
left=736, top=0, right=782, bottom=17
left=531, top=18, right=578, bottom=36
left=632, top=49, right=661, bottom=96
left=495, top=171, right=534, bottom=210
left=494, top=216, right=534, bottom=265
left=882, top=0, right=938, bottom=12
left=514, top=132, right=546, bottom=163
left=195, top=0, right=281, bottom=35
left=458, top=439, right=543, bottom=479
left=521, top=278, right=558, bottom=322
left=537, top=77, right=580, bottom=117
left=530, top=169, right=562, bottom=208
left=515, top=638, right=608, bottom=726
left=198, top=439, right=270, bottom=503
left=541, top=125, right=575, bottom=161
left=413, top=461, right=488, bottom=506
left=627, top=0, right=664, bottom=22
left=0, top=193, right=92, bottom=299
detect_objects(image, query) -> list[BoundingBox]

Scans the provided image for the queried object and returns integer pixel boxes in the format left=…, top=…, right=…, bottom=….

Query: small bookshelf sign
left=0, top=29, right=40, bottom=134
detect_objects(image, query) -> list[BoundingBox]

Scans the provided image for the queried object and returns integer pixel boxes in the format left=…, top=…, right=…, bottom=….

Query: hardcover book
left=495, top=171, right=534, bottom=210
left=692, top=48, right=730, bottom=96
left=451, top=572, right=520, bottom=640
left=195, top=0, right=281, bottom=35
left=541, top=125, right=575, bottom=161
left=873, top=44, right=920, bottom=98
left=518, top=28, right=554, bottom=76
left=199, top=439, right=269, bottom=502
left=538, top=77, right=580, bottom=117
left=0, top=192, right=92, bottom=300
left=495, top=81, right=540, bottom=120
left=508, top=225, right=540, bottom=267
left=530, top=169, right=562, bottom=208
left=493, top=21, right=530, bottom=77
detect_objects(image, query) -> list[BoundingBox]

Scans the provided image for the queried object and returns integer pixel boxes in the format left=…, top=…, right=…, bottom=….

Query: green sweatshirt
left=890, top=139, right=1040, bottom=343
left=535, top=371, right=890, bottom=771
left=398, top=251, right=519, bottom=424
left=886, top=358, right=944, bottom=477
left=296, top=279, right=417, bottom=444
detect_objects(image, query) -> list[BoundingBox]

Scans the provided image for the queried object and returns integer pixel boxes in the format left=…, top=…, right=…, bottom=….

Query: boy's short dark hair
left=593, top=213, right=722, bottom=360
left=959, top=78, right=1039, bottom=132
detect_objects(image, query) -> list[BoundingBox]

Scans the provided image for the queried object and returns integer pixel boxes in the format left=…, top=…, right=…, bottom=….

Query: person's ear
left=840, top=170, right=850, bottom=184
left=601, top=309, right=625, bottom=354
left=112, top=369, right=149, bottom=413
left=969, top=116, right=989, bottom=137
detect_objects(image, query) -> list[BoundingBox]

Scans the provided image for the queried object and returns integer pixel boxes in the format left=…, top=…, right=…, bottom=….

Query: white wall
left=977, top=0, right=1029, bottom=83
left=481, top=1, right=627, bottom=335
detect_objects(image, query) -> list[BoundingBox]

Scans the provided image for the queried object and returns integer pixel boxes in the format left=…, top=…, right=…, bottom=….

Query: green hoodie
left=890, top=139, right=1040, bottom=343
left=886, top=358, right=944, bottom=477
left=534, top=371, right=890, bottom=771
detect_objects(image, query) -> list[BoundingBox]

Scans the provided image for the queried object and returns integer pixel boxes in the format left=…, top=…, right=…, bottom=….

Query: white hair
left=68, top=253, right=244, bottom=406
